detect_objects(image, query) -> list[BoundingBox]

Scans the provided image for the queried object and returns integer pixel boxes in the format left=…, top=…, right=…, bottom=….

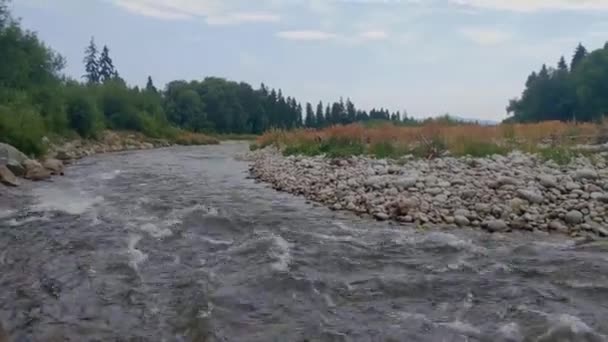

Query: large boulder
left=0, top=142, right=29, bottom=176
left=24, top=159, right=51, bottom=181
left=42, top=158, right=64, bottom=175
left=0, top=165, right=19, bottom=187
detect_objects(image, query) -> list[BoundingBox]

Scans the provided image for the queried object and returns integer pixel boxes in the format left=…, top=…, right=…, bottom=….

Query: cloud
left=449, top=0, right=608, bottom=12
left=359, top=30, right=389, bottom=41
left=206, top=12, right=280, bottom=25
left=111, top=0, right=280, bottom=25
left=459, top=27, right=511, bottom=45
left=276, top=30, right=338, bottom=41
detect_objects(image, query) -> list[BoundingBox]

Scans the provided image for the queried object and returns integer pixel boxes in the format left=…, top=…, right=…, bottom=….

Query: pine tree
left=557, top=56, right=568, bottom=73
left=325, top=104, right=331, bottom=125
left=315, top=101, right=325, bottom=128
left=346, top=98, right=356, bottom=123
left=99, top=45, right=116, bottom=82
left=571, top=43, right=588, bottom=71
left=146, top=76, right=157, bottom=93
left=304, top=102, right=315, bottom=127
left=83, top=37, right=100, bottom=84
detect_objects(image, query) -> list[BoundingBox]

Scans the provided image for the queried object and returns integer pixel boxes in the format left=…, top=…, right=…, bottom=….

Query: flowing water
left=1, top=142, right=608, bottom=342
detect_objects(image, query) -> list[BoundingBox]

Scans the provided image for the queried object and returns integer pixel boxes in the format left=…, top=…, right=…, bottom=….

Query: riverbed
left=1, top=142, right=607, bottom=341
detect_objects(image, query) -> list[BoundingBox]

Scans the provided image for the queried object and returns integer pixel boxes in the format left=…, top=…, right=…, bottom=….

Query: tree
left=557, top=56, right=568, bottom=73
left=99, top=45, right=116, bottom=82
left=571, top=43, right=588, bottom=71
left=346, top=98, right=356, bottom=124
left=83, top=37, right=99, bottom=84
left=304, top=102, right=315, bottom=127
left=146, top=76, right=157, bottom=93
left=315, top=101, right=325, bottom=128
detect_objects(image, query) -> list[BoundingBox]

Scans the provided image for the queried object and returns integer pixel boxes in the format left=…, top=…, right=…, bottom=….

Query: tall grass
left=256, top=121, right=601, bottom=159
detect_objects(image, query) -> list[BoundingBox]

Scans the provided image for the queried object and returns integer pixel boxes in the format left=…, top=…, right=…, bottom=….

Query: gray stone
left=565, top=210, right=583, bottom=225
left=574, top=169, right=598, bottom=180
left=434, top=194, right=448, bottom=203
left=590, top=192, right=608, bottom=203
left=484, top=219, right=508, bottom=233
left=394, top=177, right=417, bottom=189
left=426, top=187, right=443, bottom=196
left=565, top=182, right=581, bottom=191
left=0, top=165, right=19, bottom=187
left=374, top=212, right=389, bottom=221
left=497, top=176, right=518, bottom=186
left=454, top=215, right=470, bottom=226
left=538, top=175, right=558, bottom=188
left=42, top=158, right=64, bottom=175
left=517, top=189, right=544, bottom=204
left=0, top=142, right=29, bottom=176
left=549, top=220, right=568, bottom=233
left=454, top=209, right=471, bottom=218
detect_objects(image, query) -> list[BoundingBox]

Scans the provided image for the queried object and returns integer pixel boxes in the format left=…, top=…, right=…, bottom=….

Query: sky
left=11, top=0, right=608, bottom=121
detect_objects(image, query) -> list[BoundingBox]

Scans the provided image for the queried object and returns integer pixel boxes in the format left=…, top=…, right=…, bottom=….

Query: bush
left=65, top=92, right=102, bottom=138
left=538, top=147, right=575, bottom=165
left=249, top=143, right=259, bottom=151
left=453, top=140, right=509, bottom=157
left=0, top=104, right=46, bottom=156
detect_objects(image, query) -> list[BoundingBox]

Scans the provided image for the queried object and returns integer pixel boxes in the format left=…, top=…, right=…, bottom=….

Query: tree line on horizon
left=4, top=0, right=608, bottom=156
left=507, top=42, right=608, bottom=123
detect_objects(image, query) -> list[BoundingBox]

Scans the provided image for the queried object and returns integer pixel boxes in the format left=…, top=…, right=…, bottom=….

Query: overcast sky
left=12, top=0, right=608, bottom=120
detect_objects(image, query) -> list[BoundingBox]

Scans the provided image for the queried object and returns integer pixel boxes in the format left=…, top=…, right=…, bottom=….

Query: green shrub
left=65, top=93, right=102, bottom=138
left=0, top=104, right=46, bottom=156
left=249, top=143, right=259, bottom=151
left=410, top=136, right=447, bottom=159
left=454, top=141, right=509, bottom=157
left=538, top=147, right=575, bottom=165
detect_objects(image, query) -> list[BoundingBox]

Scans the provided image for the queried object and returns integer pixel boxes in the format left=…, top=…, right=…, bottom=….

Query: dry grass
left=257, top=121, right=601, bottom=158
left=174, top=132, right=220, bottom=146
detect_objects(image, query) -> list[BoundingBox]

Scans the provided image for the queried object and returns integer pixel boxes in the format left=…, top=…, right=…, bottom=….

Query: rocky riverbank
left=0, top=131, right=171, bottom=187
left=250, top=148, right=608, bottom=238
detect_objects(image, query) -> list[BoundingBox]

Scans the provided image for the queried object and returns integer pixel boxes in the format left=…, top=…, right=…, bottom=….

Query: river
left=1, top=142, right=607, bottom=341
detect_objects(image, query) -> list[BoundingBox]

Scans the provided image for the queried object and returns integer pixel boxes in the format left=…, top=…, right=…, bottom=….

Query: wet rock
left=42, top=158, right=64, bottom=175
left=374, top=212, right=389, bottom=221
left=549, top=220, right=568, bottom=233
left=24, top=160, right=51, bottom=181
left=454, top=215, right=470, bottom=226
left=484, top=219, right=508, bottom=233
left=0, top=142, right=29, bottom=176
left=0, top=165, right=19, bottom=187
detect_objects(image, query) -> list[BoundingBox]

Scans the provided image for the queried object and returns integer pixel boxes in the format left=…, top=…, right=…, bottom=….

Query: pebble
left=250, top=149, right=608, bottom=238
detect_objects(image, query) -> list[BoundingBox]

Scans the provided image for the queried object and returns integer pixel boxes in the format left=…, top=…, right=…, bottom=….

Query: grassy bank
left=253, top=121, right=607, bottom=164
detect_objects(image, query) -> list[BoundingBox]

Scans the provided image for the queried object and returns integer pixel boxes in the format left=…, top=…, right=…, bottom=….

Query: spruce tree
left=304, top=103, right=315, bottom=127
left=325, top=104, right=331, bottom=125
left=83, top=37, right=100, bottom=84
left=315, top=101, right=325, bottom=128
left=99, top=45, right=116, bottom=82
left=146, top=76, right=157, bottom=93
left=571, top=43, right=588, bottom=71
left=557, top=56, right=568, bottom=73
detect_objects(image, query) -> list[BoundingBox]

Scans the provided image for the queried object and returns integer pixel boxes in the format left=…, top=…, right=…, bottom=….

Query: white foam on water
left=498, top=322, right=523, bottom=342
left=200, top=236, right=234, bottom=245
left=418, top=232, right=487, bottom=254
left=270, top=234, right=293, bottom=272
left=139, top=223, right=173, bottom=239
left=32, top=187, right=103, bottom=215
left=7, top=214, right=50, bottom=227
left=0, top=209, right=15, bottom=219
left=100, top=169, right=121, bottom=180
left=127, top=234, right=148, bottom=270
left=309, top=232, right=354, bottom=243
left=439, top=320, right=482, bottom=337
left=393, top=312, right=430, bottom=322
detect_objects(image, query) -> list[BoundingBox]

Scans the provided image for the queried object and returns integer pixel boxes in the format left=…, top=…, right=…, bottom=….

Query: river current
left=1, top=142, right=607, bottom=341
